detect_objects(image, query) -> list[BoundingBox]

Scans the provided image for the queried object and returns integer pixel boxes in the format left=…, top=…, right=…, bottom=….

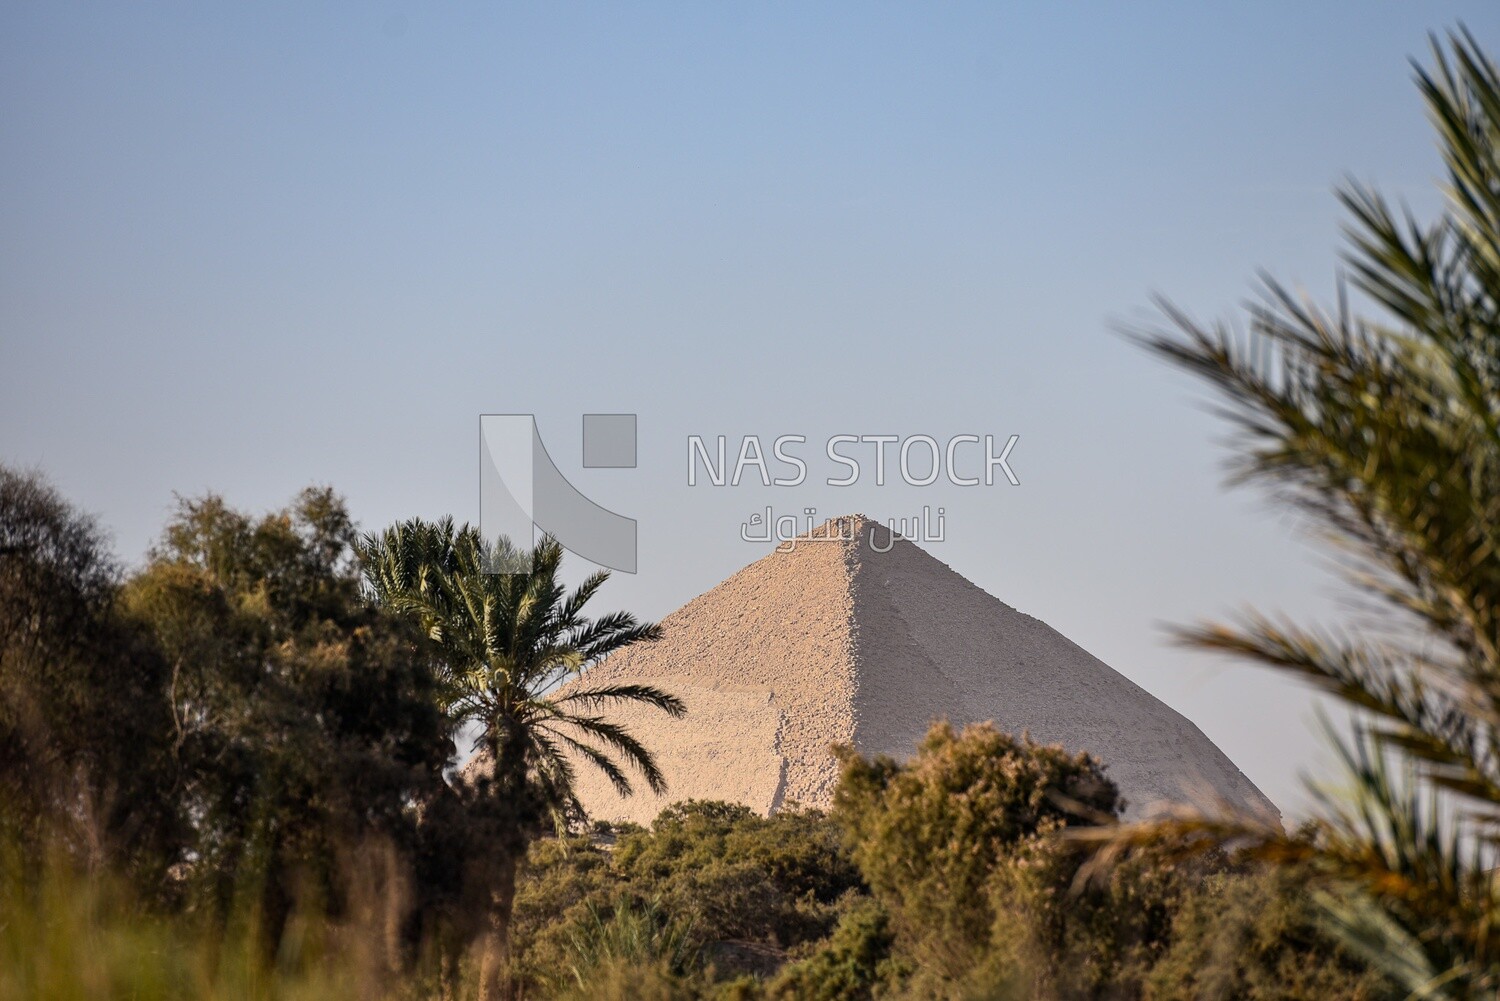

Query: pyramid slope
left=844, top=521, right=1276, bottom=818
left=561, top=516, right=1276, bottom=824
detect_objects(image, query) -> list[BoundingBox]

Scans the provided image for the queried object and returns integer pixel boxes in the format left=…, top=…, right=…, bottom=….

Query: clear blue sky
left=4, top=2, right=1497, bottom=814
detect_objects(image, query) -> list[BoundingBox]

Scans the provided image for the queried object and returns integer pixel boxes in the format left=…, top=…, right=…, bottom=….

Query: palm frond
left=542, top=713, right=669, bottom=795
left=551, top=684, right=687, bottom=718
left=1096, top=27, right=1500, bottom=997
left=551, top=730, right=635, bottom=797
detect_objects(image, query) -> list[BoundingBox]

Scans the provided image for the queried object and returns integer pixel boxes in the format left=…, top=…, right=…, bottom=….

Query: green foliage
left=122, top=490, right=451, bottom=937
left=0, top=466, right=182, bottom=888
left=1144, top=867, right=1387, bottom=1001
left=359, top=519, right=682, bottom=832
left=0, top=844, right=419, bottom=1001
left=1092, top=25, right=1500, bottom=998
left=549, top=958, right=699, bottom=1001
left=831, top=721, right=1147, bottom=998
left=510, top=833, right=621, bottom=983
left=359, top=519, right=684, bottom=994
left=829, top=722, right=1375, bottom=1001
left=511, top=801, right=865, bottom=995
left=832, top=721, right=1121, bottom=989
left=766, top=898, right=896, bottom=1001
left=611, top=800, right=863, bottom=947
left=563, top=897, right=701, bottom=987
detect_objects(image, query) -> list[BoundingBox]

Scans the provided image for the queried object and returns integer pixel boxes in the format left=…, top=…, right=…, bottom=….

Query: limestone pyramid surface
left=562, top=515, right=1276, bottom=823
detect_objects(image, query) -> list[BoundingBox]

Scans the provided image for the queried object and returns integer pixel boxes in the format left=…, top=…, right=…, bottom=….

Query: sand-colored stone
left=556, top=515, right=1277, bottom=823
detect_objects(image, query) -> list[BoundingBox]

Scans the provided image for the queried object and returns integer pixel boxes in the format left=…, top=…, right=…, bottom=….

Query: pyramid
left=560, top=515, right=1276, bottom=823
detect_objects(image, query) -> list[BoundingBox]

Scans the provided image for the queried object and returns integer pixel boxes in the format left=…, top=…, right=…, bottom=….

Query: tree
left=358, top=518, right=684, bottom=991
left=122, top=489, right=451, bottom=937
left=1081, top=26, right=1500, bottom=999
left=0, top=465, right=181, bottom=887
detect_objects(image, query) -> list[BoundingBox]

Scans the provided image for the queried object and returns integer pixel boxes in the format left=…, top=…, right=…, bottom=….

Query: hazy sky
left=5, top=3, right=1498, bottom=815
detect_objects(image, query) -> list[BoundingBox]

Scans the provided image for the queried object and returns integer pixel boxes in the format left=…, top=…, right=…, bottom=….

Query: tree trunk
left=478, top=722, right=530, bottom=1001
left=476, top=851, right=519, bottom=1001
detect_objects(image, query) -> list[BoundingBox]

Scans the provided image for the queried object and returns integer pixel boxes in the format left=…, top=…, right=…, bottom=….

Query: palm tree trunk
left=478, top=724, right=529, bottom=1001
left=476, top=851, right=520, bottom=1001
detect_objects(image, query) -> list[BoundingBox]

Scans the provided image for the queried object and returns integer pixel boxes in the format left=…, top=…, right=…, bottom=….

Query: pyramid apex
left=806, top=513, right=871, bottom=533
left=798, top=512, right=935, bottom=552
left=786, top=513, right=916, bottom=552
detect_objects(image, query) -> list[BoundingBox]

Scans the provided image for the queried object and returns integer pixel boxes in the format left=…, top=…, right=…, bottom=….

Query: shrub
left=610, top=800, right=864, bottom=948
left=511, top=801, right=864, bottom=995
left=832, top=721, right=1123, bottom=990
left=1144, top=866, right=1388, bottom=1001
left=766, top=897, right=897, bottom=1001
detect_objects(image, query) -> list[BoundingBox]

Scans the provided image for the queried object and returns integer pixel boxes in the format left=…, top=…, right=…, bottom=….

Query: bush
left=1144, top=866, right=1388, bottom=1001
left=611, top=801, right=864, bottom=947
left=511, top=802, right=865, bottom=995
left=832, top=721, right=1124, bottom=992
left=829, top=722, right=1383, bottom=1000
left=562, top=897, right=701, bottom=984
left=766, top=898, right=897, bottom=1001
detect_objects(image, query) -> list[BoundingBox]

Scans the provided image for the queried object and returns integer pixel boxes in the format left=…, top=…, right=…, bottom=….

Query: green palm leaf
left=1082, top=26, right=1500, bottom=999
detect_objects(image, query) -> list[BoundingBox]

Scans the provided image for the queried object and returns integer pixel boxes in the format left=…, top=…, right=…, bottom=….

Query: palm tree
left=1076, top=27, right=1500, bottom=999
left=358, top=518, right=684, bottom=993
